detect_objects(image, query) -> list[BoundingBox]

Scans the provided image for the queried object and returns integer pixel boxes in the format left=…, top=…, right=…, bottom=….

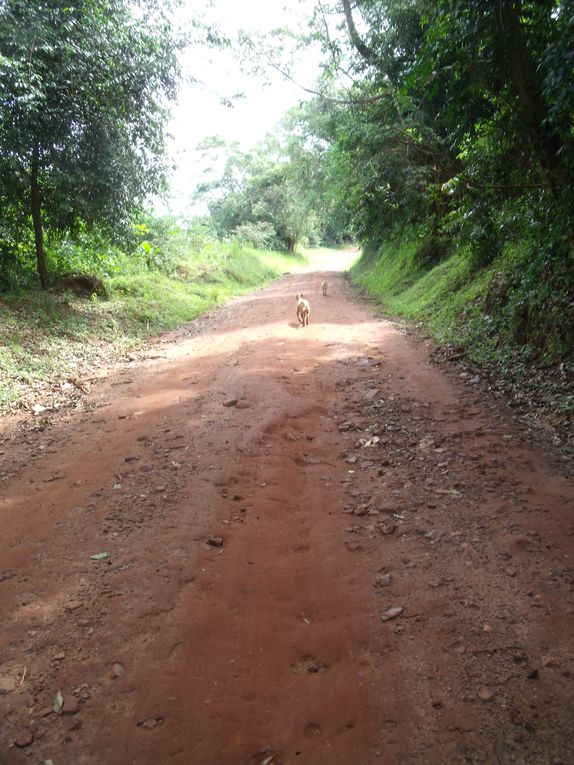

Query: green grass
left=0, top=242, right=308, bottom=410
left=351, top=229, right=574, bottom=369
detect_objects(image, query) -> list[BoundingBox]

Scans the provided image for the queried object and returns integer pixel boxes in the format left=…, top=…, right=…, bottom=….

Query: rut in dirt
left=0, top=270, right=573, bottom=765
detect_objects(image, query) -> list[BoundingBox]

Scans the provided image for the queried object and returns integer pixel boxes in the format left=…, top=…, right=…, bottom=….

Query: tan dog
left=296, top=294, right=310, bottom=326
left=321, top=280, right=328, bottom=296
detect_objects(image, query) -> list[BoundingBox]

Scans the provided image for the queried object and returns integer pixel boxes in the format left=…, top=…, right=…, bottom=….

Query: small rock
left=374, top=574, right=392, bottom=587
left=138, top=717, right=163, bottom=729
left=345, top=541, right=363, bottom=553
left=61, top=695, right=80, bottom=715
left=527, top=667, right=539, bottom=679
left=14, top=729, right=34, bottom=747
left=235, top=401, right=251, bottom=409
left=378, top=500, right=398, bottom=514
left=542, top=655, right=561, bottom=668
left=111, top=662, right=124, bottom=678
left=380, top=607, right=403, bottom=622
left=468, top=376, right=480, bottom=385
left=379, top=522, right=396, bottom=535
left=346, top=455, right=358, bottom=464
left=222, top=398, right=238, bottom=408
left=483, top=624, right=493, bottom=633
left=0, top=675, right=16, bottom=694
left=207, top=536, right=224, bottom=548
left=478, top=687, right=495, bottom=702
left=65, top=600, right=83, bottom=612
left=353, top=505, right=370, bottom=517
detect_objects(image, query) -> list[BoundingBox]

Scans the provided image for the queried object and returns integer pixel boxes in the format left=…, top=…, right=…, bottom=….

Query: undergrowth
left=351, top=227, right=574, bottom=370
left=0, top=242, right=307, bottom=410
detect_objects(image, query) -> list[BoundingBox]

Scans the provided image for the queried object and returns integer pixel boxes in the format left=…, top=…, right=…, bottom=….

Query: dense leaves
left=0, top=0, right=180, bottom=287
left=289, top=0, right=574, bottom=360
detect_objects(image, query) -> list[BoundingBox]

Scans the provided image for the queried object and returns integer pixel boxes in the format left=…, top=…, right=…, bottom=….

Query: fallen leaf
left=54, top=689, right=64, bottom=714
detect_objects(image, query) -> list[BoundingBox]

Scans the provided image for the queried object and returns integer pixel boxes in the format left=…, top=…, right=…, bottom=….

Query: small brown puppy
left=321, top=280, right=328, bottom=296
left=296, top=294, right=311, bottom=326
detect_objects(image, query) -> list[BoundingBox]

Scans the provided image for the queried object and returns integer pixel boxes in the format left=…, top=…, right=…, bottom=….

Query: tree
left=0, top=0, right=180, bottom=286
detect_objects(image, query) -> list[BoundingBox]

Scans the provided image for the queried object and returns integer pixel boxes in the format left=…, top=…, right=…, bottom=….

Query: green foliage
left=352, top=227, right=574, bottom=366
left=195, top=116, right=352, bottom=252
left=0, top=0, right=181, bottom=285
left=0, top=238, right=305, bottom=409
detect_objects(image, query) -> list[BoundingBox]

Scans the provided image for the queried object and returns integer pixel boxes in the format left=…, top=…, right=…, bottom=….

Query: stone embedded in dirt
left=354, top=505, right=370, bottom=517
left=468, top=376, right=481, bottom=385
left=14, top=729, right=34, bottom=747
left=65, top=601, right=83, bottom=612
left=428, top=578, right=442, bottom=588
left=527, top=667, right=539, bottom=679
left=0, top=675, right=16, bottom=694
left=111, top=662, right=124, bottom=678
left=346, top=455, right=358, bottom=464
left=478, top=687, right=495, bottom=702
left=207, top=536, right=224, bottom=548
left=505, top=567, right=517, bottom=577
left=61, top=695, right=81, bottom=715
left=379, top=522, right=396, bottom=535
left=138, top=717, right=164, bottom=730
left=374, top=573, right=392, bottom=587
left=345, top=541, right=363, bottom=553
left=380, top=607, right=403, bottom=622
left=222, top=398, right=238, bottom=408
left=235, top=401, right=251, bottom=409
left=542, top=655, right=561, bottom=668
left=378, top=499, right=398, bottom=514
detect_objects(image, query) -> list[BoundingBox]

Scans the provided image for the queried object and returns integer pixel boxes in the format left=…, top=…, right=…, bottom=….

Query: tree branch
left=342, top=0, right=377, bottom=62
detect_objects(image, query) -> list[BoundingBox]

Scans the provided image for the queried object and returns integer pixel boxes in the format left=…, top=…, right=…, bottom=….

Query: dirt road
left=1, top=267, right=573, bottom=765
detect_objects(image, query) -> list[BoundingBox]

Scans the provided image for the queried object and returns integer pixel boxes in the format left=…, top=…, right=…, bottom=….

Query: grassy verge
left=351, top=229, right=573, bottom=368
left=0, top=242, right=307, bottom=411
left=350, top=228, right=574, bottom=429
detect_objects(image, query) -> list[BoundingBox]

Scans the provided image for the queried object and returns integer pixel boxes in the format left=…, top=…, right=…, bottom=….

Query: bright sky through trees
left=162, top=0, right=320, bottom=215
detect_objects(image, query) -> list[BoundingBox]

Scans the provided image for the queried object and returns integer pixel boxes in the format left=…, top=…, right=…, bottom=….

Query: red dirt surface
left=1, top=271, right=573, bottom=765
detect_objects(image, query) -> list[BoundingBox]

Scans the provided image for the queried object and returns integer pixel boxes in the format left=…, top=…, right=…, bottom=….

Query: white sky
left=161, top=0, right=322, bottom=216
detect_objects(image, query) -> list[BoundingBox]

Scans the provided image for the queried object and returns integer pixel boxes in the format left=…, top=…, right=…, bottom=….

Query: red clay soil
left=1, top=271, right=573, bottom=765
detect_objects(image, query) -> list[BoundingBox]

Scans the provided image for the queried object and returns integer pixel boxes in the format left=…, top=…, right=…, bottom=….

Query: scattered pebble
left=542, top=655, right=561, bottom=668
left=14, top=729, right=34, bottom=748
left=380, top=607, right=403, bottom=622
left=138, top=717, right=163, bottom=729
left=207, top=536, right=224, bottom=548
left=478, top=687, right=495, bottom=702
left=61, top=695, right=80, bottom=715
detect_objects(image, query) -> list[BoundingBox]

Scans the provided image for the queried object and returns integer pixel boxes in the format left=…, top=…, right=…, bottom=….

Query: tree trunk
left=498, top=1, right=570, bottom=203
left=31, top=142, right=49, bottom=288
left=287, top=237, right=296, bottom=253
